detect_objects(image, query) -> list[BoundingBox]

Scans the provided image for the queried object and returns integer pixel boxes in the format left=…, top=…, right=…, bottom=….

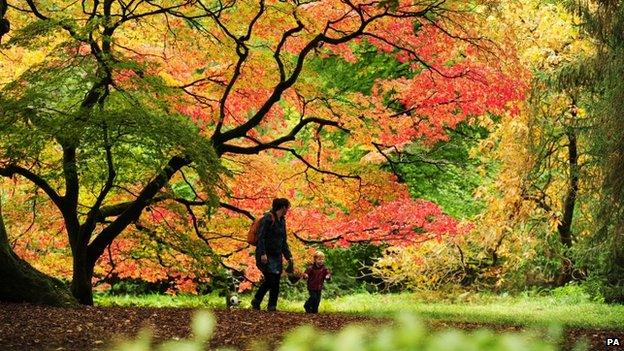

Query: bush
left=550, top=283, right=591, bottom=305
left=370, top=240, right=469, bottom=292
left=104, top=278, right=172, bottom=295
left=281, top=244, right=385, bottom=300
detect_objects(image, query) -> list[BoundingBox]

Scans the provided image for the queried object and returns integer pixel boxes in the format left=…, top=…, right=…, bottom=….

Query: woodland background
left=0, top=0, right=623, bottom=311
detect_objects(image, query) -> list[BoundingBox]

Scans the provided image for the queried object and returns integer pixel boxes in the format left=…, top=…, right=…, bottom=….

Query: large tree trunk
left=0, top=205, right=77, bottom=307
left=70, top=249, right=94, bottom=305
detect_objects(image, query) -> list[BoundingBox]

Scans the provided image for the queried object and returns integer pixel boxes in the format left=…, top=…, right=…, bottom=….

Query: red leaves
left=287, top=196, right=465, bottom=247
left=331, top=198, right=464, bottom=246
left=374, top=64, right=525, bottom=146
left=322, top=19, right=527, bottom=147
left=4, top=0, right=530, bottom=297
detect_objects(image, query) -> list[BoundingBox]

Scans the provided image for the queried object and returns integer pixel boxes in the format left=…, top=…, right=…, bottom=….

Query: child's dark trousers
left=304, top=289, right=322, bottom=313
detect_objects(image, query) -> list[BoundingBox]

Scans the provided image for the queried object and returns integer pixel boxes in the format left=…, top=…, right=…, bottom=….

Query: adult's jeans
left=254, top=270, right=281, bottom=309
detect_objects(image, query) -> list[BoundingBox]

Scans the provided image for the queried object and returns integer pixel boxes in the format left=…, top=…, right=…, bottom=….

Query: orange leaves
left=330, top=198, right=465, bottom=246
left=105, top=0, right=526, bottom=155
left=1, top=0, right=535, bottom=296
left=223, top=87, right=285, bottom=130
left=177, top=105, right=212, bottom=125
left=172, top=277, right=198, bottom=294
left=258, top=167, right=468, bottom=247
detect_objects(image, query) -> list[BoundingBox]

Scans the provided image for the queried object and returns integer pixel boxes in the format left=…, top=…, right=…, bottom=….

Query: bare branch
left=362, top=31, right=467, bottom=79
left=276, top=146, right=360, bottom=180
left=217, top=116, right=350, bottom=155
left=213, top=0, right=266, bottom=137
left=274, top=17, right=305, bottom=82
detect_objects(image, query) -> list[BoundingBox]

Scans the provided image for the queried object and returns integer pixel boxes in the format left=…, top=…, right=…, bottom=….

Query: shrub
left=281, top=244, right=385, bottom=300
left=550, top=283, right=591, bottom=305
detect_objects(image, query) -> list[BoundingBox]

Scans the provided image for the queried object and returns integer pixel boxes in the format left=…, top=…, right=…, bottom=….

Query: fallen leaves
left=0, top=302, right=620, bottom=351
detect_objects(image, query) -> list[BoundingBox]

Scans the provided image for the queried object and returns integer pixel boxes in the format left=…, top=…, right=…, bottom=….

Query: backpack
left=247, top=213, right=275, bottom=246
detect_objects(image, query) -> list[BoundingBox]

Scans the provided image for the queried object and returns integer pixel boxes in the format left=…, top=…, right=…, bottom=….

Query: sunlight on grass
left=320, top=292, right=624, bottom=329
left=95, top=292, right=624, bottom=330
left=94, top=293, right=224, bottom=308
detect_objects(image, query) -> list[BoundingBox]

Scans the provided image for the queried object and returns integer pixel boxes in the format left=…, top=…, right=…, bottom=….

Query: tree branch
left=0, top=164, right=64, bottom=211
left=81, top=124, right=117, bottom=241
left=217, top=117, right=350, bottom=155
left=219, top=202, right=255, bottom=220
left=87, top=155, right=190, bottom=266
left=213, top=0, right=265, bottom=138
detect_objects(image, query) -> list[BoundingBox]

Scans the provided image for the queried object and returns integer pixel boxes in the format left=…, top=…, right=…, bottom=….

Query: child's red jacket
left=305, top=263, right=331, bottom=291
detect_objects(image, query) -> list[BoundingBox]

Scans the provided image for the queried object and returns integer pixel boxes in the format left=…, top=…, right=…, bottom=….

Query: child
left=302, top=251, right=331, bottom=314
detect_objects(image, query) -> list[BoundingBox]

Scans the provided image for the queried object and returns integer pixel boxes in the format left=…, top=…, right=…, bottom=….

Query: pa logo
left=606, top=338, right=620, bottom=347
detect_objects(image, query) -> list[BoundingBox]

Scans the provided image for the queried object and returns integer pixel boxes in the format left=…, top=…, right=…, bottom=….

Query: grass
left=319, top=292, right=624, bottom=329
left=95, top=293, right=224, bottom=308
left=95, top=290, right=624, bottom=330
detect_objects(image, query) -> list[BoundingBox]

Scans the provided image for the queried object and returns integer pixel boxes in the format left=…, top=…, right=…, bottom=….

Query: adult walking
left=251, top=198, right=293, bottom=311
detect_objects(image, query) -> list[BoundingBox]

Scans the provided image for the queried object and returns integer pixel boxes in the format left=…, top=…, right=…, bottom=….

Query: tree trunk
left=0, top=205, right=77, bottom=307
left=69, top=236, right=95, bottom=305
left=555, top=126, right=579, bottom=286
left=70, top=258, right=95, bottom=305
left=557, top=129, right=578, bottom=249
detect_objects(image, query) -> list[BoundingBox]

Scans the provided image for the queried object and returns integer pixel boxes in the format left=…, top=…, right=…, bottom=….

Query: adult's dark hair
left=271, top=198, right=290, bottom=212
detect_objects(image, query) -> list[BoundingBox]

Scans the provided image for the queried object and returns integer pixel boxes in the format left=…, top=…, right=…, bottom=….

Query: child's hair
left=313, top=251, right=325, bottom=259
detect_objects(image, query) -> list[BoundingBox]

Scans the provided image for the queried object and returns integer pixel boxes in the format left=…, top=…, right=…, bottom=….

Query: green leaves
left=558, top=0, right=624, bottom=303
left=308, top=41, right=411, bottom=96
left=172, top=181, right=197, bottom=202
left=2, top=19, right=59, bottom=49
left=279, top=312, right=562, bottom=351
left=107, top=311, right=568, bottom=351
left=110, top=311, right=217, bottom=351
left=394, top=122, right=490, bottom=219
left=376, top=0, right=399, bottom=12
left=1, top=39, right=226, bottom=208
left=88, top=88, right=226, bottom=203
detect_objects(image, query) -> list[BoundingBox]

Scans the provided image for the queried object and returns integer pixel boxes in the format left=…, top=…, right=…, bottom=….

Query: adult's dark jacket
left=255, top=212, right=292, bottom=274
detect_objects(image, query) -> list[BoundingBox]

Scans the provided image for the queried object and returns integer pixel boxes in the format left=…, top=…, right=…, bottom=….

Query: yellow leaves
left=0, top=37, right=63, bottom=84
left=548, top=214, right=562, bottom=232
left=482, top=0, right=592, bottom=73
left=158, top=72, right=180, bottom=86
left=509, top=118, right=529, bottom=135
left=371, top=240, right=467, bottom=290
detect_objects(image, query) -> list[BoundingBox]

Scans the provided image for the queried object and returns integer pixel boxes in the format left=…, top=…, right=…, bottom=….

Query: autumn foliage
left=0, top=0, right=525, bottom=300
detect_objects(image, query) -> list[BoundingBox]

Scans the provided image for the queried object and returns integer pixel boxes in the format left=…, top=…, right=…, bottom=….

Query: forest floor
left=0, top=302, right=622, bottom=351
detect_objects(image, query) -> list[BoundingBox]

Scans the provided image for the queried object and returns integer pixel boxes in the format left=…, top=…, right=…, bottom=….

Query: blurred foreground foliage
left=108, top=311, right=583, bottom=351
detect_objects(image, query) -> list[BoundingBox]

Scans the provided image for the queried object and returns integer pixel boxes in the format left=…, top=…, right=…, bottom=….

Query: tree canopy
left=3, top=0, right=620, bottom=305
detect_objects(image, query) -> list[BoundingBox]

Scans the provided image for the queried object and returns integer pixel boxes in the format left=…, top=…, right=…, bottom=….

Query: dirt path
left=0, top=303, right=621, bottom=350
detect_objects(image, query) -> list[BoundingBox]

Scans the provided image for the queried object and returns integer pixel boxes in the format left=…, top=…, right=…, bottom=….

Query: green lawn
left=95, top=291, right=624, bottom=330
left=321, top=292, right=624, bottom=329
